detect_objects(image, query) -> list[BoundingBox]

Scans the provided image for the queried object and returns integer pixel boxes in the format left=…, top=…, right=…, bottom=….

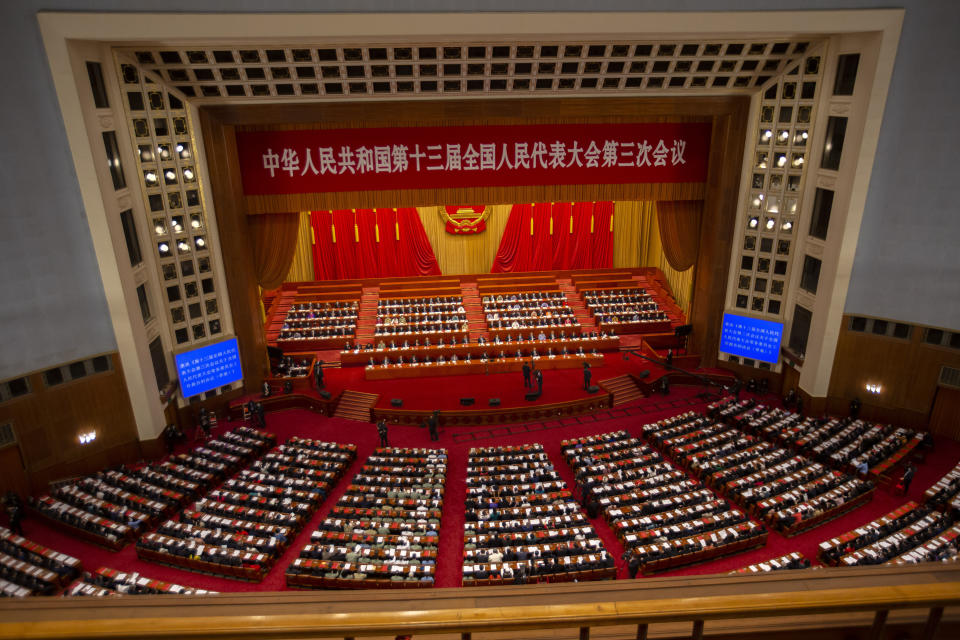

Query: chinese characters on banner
left=235, top=122, right=711, bottom=195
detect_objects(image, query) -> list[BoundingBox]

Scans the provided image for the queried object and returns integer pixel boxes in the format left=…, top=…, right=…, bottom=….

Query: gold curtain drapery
left=416, top=204, right=512, bottom=275
left=655, top=200, right=703, bottom=272
left=284, top=211, right=316, bottom=282
left=248, top=212, right=300, bottom=290
left=612, top=200, right=695, bottom=315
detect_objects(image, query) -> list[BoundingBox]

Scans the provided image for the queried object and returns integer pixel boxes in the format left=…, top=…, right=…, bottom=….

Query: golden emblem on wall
left=442, top=205, right=488, bottom=235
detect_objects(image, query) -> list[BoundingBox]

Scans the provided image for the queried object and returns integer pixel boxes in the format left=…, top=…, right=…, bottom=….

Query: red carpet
left=8, top=389, right=960, bottom=592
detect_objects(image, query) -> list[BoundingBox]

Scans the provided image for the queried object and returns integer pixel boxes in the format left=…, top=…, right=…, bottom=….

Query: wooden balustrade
left=1, top=578, right=957, bottom=639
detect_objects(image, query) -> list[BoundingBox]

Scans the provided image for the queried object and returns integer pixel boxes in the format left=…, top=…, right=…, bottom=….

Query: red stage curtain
left=309, top=210, right=336, bottom=280
left=592, top=200, right=614, bottom=269
left=491, top=201, right=613, bottom=272
left=550, top=201, right=574, bottom=270
left=308, top=208, right=440, bottom=280
left=656, top=200, right=703, bottom=271
left=490, top=203, right=530, bottom=273
left=248, top=212, right=300, bottom=290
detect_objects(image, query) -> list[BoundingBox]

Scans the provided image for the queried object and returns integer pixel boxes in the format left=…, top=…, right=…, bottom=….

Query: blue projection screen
left=175, top=337, right=243, bottom=398
left=720, top=313, right=784, bottom=364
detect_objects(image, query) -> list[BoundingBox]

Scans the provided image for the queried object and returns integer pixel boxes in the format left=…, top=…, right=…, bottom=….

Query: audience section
left=462, top=443, right=614, bottom=585
left=582, top=286, right=669, bottom=334
left=286, top=446, right=446, bottom=588
left=0, top=525, right=80, bottom=596
left=65, top=566, right=216, bottom=596
left=818, top=501, right=959, bottom=566
left=925, top=461, right=960, bottom=514
left=704, top=399, right=875, bottom=535
left=565, top=430, right=767, bottom=576
left=277, top=299, right=359, bottom=349
left=730, top=552, right=811, bottom=574
left=25, top=427, right=272, bottom=551
left=727, top=399, right=921, bottom=484
left=137, top=431, right=353, bottom=581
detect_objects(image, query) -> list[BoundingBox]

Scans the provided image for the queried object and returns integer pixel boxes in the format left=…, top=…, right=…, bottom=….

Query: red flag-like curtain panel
left=491, top=201, right=614, bottom=273
left=309, top=208, right=441, bottom=280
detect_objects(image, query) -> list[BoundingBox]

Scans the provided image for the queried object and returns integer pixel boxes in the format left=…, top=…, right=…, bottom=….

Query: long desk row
left=287, top=447, right=446, bottom=590
left=365, top=353, right=604, bottom=380
left=139, top=435, right=354, bottom=580
left=462, top=444, right=612, bottom=586
left=563, top=430, right=766, bottom=576
left=66, top=566, right=217, bottom=596
left=341, top=336, right=619, bottom=366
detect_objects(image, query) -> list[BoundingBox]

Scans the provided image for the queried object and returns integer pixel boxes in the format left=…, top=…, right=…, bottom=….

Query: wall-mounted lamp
left=78, top=430, right=97, bottom=445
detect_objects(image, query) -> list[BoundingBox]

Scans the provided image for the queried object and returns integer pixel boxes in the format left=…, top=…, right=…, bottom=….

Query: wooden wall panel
left=0, top=353, right=140, bottom=493
left=930, top=387, right=960, bottom=440
left=215, top=96, right=724, bottom=127
left=689, top=107, right=750, bottom=366
left=0, top=445, right=29, bottom=498
left=826, top=317, right=960, bottom=429
left=246, top=182, right=705, bottom=215
left=198, top=113, right=270, bottom=391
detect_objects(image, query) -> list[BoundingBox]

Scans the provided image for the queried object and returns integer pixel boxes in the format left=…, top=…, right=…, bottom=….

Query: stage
left=232, top=348, right=739, bottom=430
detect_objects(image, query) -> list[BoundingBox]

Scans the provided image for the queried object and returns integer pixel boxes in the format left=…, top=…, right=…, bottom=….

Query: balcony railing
left=2, top=579, right=958, bottom=640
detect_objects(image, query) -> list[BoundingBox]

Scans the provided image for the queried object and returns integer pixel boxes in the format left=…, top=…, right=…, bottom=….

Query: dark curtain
left=248, top=212, right=300, bottom=290
left=491, top=201, right=614, bottom=272
left=656, top=200, right=703, bottom=271
left=309, top=208, right=440, bottom=280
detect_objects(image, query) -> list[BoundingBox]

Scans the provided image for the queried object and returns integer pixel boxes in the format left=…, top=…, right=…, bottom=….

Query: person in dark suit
left=522, top=361, right=532, bottom=388
left=900, top=463, right=916, bottom=493
left=428, top=411, right=440, bottom=441
left=313, top=360, right=324, bottom=389
left=377, top=419, right=389, bottom=447
left=535, top=369, right=543, bottom=394
left=583, top=362, right=592, bottom=390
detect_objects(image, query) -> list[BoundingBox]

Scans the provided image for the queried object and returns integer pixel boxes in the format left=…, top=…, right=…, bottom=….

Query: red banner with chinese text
left=236, top=122, right=711, bottom=195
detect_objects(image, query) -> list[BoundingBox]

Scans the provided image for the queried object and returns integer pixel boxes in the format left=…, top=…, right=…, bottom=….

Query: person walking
left=900, top=463, right=916, bottom=493
left=5, top=493, right=24, bottom=535
left=535, top=369, right=543, bottom=395
left=583, top=362, right=592, bottom=390
left=314, top=359, right=325, bottom=390
left=428, top=412, right=439, bottom=441
left=522, top=360, right=532, bottom=388
left=377, top=419, right=389, bottom=447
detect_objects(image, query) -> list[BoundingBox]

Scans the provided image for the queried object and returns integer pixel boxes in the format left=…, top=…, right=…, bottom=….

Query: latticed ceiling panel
left=117, top=38, right=820, bottom=102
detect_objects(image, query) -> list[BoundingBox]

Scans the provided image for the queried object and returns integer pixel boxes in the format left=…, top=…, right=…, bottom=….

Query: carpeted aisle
left=10, top=390, right=960, bottom=592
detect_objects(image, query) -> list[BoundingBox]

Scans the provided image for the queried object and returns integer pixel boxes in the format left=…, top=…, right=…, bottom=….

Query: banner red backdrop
left=237, top=122, right=711, bottom=194
left=491, top=201, right=614, bottom=273
left=309, top=208, right=441, bottom=280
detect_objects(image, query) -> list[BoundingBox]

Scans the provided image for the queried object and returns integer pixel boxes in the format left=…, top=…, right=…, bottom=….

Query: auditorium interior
left=2, top=3, right=960, bottom=639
